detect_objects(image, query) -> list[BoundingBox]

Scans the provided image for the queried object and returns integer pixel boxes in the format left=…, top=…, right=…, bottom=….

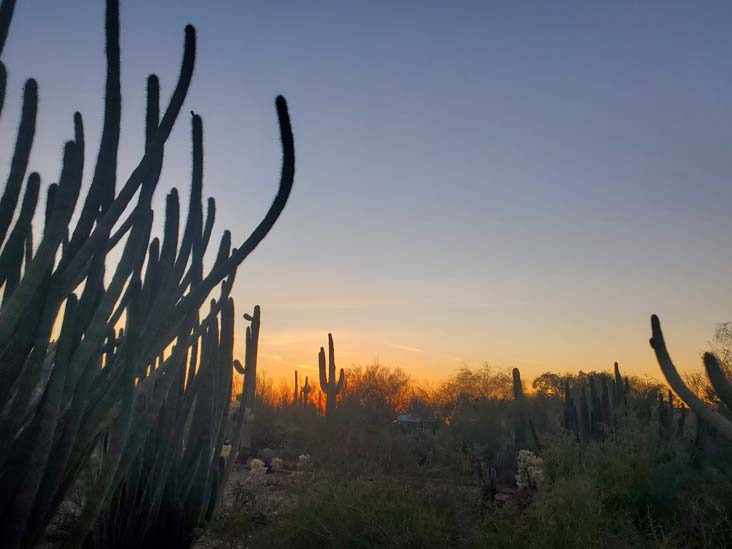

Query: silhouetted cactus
left=0, top=0, right=295, bottom=546
left=579, top=382, right=591, bottom=442
left=301, top=376, right=312, bottom=407
left=238, top=306, right=261, bottom=455
left=650, top=314, right=732, bottom=442
left=294, top=369, right=299, bottom=405
left=318, top=333, right=344, bottom=416
left=613, top=362, right=626, bottom=409
left=512, top=367, right=527, bottom=449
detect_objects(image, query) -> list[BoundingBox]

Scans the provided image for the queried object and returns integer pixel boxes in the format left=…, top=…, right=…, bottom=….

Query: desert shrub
left=476, top=417, right=732, bottom=548
left=343, top=363, right=415, bottom=418
left=250, top=476, right=480, bottom=548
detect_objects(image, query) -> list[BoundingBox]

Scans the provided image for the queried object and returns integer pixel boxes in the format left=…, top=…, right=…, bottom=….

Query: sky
left=1, top=1, right=732, bottom=383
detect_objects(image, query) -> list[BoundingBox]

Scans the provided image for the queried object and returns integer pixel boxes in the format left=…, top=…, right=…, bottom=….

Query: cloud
left=387, top=343, right=423, bottom=353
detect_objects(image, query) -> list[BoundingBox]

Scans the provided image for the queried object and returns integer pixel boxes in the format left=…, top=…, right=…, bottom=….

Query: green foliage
left=250, top=476, right=479, bottom=549
left=478, top=421, right=732, bottom=548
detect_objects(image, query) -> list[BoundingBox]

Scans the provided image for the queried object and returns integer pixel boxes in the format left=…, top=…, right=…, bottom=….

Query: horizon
left=1, top=1, right=731, bottom=383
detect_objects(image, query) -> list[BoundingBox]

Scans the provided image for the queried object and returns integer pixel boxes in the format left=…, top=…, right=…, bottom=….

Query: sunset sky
left=1, top=1, right=732, bottom=383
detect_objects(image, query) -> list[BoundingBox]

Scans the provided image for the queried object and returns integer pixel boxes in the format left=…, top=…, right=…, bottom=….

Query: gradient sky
left=1, top=1, right=732, bottom=383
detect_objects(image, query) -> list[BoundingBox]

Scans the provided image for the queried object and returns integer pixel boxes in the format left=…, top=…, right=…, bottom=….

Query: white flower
left=220, top=443, right=232, bottom=459
left=249, top=458, right=266, bottom=475
left=516, top=449, right=544, bottom=490
left=271, top=457, right=283, bottom=472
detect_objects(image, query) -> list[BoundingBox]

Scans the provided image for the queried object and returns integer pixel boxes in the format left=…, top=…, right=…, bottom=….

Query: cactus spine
left=318, top=333, right=344, bottom=416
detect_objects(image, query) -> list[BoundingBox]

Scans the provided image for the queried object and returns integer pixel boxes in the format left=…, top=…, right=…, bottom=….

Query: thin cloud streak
left=387, top=343, right=423, bottom=353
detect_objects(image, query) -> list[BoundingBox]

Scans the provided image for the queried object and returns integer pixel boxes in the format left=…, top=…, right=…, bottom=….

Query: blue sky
left=1, top=1, right=731, bottom=380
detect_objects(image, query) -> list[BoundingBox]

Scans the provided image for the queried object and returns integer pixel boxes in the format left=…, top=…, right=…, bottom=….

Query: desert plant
left=512, top=367, right=527, bottom=450
left=318, top=333, right=344, bottom=417
left=234, top=306, right=261, bottom=458
left=650, top=314, right=732, bottom=441
left=0, top=0, right=295, bottom=546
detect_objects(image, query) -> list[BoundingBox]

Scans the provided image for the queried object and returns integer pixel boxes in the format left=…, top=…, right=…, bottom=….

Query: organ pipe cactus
left=318, top=333, right=344, bottom=416
left=0, top=0, right=295, bottom=546
left=650, top=314, right=732, bottom=442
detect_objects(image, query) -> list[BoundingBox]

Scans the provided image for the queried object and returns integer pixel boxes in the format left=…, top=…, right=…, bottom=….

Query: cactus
left=294, top=369, right=299, bottom=406
left=318, top=333, right=344, bottom=416
left=0, top=0, right=296, bottom=546
left=650, top=315, right=732, bottom=441
left=301, top=376, right=312, bottom=407
left=600, top=375, right=611, bottom=425
left=238, top=306, right=260, bottom=456
left=579, top=382, right=591, bottom=442
left=475, top=456, right=497, bottom=509
left=512, top=367, right=527, bottom=449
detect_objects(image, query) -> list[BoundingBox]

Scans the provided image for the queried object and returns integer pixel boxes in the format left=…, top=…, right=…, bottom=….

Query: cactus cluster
left=290, top=334, right=345, bottom=416
left=562, top=363, right=629, bottom=442
left=91, top=302, right=261, bottom=548
left=292, top=370, right=314, bottom=408
left=0, top=1, right=294, bottom=547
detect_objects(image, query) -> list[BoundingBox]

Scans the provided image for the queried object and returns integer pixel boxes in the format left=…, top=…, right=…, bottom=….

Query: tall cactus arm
left=0, top=0, right=16, bottom=58
left=328, top=332, right=344, bottom=391
left=318, top=347, right=327, bottom=389
left=703, top=352, right=732, bottom=412
left=157, top=96, right=294, bottom=342
left=63, top=0, right=121, bottom=264
left=48, top=25, right=196, bottom=299
left=0, top=78, right=37, bottom=249
left=649, top=314, right=732, bottom=441
left=0, top=63, right=6, bottom=118
left=512, top=368, right=523, bottom=399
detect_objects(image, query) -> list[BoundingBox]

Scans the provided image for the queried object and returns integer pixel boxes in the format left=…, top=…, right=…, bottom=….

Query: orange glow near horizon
left=231, top=311, right=714, bottom=388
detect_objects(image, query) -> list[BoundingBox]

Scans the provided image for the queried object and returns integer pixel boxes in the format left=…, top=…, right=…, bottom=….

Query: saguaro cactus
left=318, top=333, right=344, bottom=416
